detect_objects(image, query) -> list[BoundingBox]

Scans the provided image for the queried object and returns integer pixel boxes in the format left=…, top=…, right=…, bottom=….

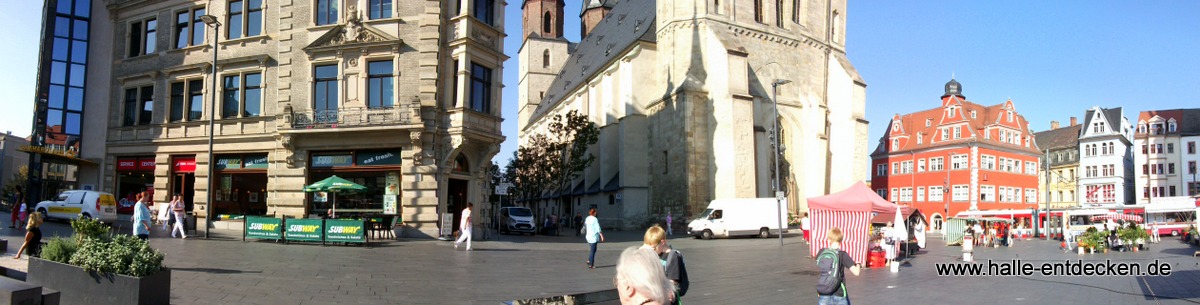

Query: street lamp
left=199, top=14, right=220, bottom=239
left=771, top=79, right=791, bottom=246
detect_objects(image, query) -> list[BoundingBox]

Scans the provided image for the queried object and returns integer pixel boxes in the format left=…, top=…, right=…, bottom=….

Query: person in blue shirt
left=585, top=208, right=605, bottom=268
left=132, top=192, right=153, bottom=240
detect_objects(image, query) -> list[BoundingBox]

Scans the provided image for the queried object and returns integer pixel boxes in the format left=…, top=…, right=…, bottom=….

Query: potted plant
left=26, top=218, right=169, bottom=305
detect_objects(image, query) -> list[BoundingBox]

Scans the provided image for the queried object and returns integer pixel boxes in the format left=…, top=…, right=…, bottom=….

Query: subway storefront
left=213, top=153, right=269, bottom=217
left=308, top=149, right=402, bottom=217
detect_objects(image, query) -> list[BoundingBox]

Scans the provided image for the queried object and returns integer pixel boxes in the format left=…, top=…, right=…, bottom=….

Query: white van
left=34, top=190, right=119, bottom=223
left=498, top=206, right=537, bottom=235
left=687, top=198, right=788, bottom=239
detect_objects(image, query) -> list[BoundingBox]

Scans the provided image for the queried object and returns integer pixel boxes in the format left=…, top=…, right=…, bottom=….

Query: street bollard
left=962, top=236, right=974, bottom=262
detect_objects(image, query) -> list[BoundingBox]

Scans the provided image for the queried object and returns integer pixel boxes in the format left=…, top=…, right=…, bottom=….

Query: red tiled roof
left=872, top=96, right=1041, bottom=157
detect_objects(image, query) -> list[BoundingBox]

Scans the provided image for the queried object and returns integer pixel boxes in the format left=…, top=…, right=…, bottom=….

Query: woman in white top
left=159, top=195, right=176, bottom=229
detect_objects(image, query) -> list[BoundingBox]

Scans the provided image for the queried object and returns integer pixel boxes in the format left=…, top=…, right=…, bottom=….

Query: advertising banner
left=245, top=216, right=283, bottom=239
left=325, top=219, right=366, bottom=243
left=285, top=219, right=324, bottom=242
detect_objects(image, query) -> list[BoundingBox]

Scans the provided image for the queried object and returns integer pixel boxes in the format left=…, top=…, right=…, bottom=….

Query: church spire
left=523, top=0, right=565, bottom=39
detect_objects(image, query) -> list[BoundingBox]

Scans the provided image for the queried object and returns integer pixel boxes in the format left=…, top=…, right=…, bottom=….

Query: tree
left=2, top=165, right=28, bottom=208
left=504, top=110, right=599, bottom=218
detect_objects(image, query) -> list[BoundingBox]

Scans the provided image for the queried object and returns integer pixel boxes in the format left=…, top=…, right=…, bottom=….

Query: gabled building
left=871, top=79, right=1041, bottom=230
left=1076, top=107, right=1134, bottom=206
left=1135, top=109, right=1200, bottom=202
left=1034, top=118, right=1082, bottom=209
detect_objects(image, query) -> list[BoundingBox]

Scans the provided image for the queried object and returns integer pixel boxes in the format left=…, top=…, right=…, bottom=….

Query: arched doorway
left=930, top=213, right=944, bottom=232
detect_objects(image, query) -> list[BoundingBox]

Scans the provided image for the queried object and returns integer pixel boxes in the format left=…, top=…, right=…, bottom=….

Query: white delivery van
left=34, top=190, right=119, bottom=223
left=687, top=198, right=788, bottom=239
left=498, top=206, right=537, bottom=235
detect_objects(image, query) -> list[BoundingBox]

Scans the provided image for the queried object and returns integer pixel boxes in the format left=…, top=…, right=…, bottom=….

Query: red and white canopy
left=1091, top=213, right=1143, bottom=223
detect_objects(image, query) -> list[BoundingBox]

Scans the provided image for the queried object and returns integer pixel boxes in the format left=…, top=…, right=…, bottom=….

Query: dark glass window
left=65, top=112, right=81, bottom=135
left=175, top=11, right=190, bottom=48
left=74, top=0, right=90, bottom=18
left=222, top=75, right=241, bottom=118
left=67, top=87, right=83, bottom=111
left=50, top=61, right=67, bottom=85
left=144, top=19, right=157, bottom=53
left=128, top=19, right=156, bottom=56
left=754, top=0, right=763, bottom=23
left=47, top=109, right=63, bottom=131
left=244, top=73, right=261, bottom=117
left=188, top=80, right=204, bottom=120
left=69, top=64, right=85, bottom=87
left=73, top=19, right=88, bottom=39
left=247, top=0, right=263, bottom=37
left=450, top=59, right=458, bottom=107
left=473, top=0, right=494, bottom=25
left=128, top=21, right=142, bottom=57
left=369, top=0, right=392, bottom=19
left=70, top=40, right=87, bottom=64
left=52, top=38, right=69, bottom=61
left=469, top=63, right=491, bottom=113
left=139, top=86, right=154, bottom=125
left=48, top=85, right=65, bottom=109
left=170, top=82, right=185, bottom=122
left=55, top=17, right=70, bottom=37
left=56, top=0, right=72, bottom=15
left=314, top=65, right=339, bottom=111
left=123, top=88, right=137, bottom=126
left=192, top=8, right=206, bottom=46
left=367, top=60, right=394, bottom=108
left=316, top=0, right=339, bottom=26
left=229, top=1, right=244, bottom=39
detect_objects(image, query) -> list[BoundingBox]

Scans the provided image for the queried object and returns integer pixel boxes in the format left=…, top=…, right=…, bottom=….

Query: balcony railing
left=290, top=107, right=413, bottom=129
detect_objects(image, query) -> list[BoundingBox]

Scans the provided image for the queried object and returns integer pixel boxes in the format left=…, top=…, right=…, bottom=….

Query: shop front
left=213, top=153, right=269, bottom=217
left=115, top=157, right=156, bottom=214
left=170, top=156, right=197, bottom=212
left=308, top=149, right=402, bottom=218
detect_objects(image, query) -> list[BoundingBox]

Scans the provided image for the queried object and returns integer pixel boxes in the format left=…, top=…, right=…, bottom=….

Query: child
left=17, top=201, right=27, bottom=229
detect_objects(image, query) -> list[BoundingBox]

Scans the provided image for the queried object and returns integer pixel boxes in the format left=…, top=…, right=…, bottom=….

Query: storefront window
left=213, top=153, right=269, bottom=216
left=308, top=149, right=403, bottom=217
left=116, top=157, right=156, bottom=214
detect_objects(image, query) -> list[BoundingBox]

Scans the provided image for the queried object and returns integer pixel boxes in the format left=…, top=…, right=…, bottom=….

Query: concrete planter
left=26, top=257, right=170, bottom=305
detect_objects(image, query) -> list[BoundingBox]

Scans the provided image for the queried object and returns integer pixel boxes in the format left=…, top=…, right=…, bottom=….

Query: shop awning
left=18, top=145, right=98, bottom=165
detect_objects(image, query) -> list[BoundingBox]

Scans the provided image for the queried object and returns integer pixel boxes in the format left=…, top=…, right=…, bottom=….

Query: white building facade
left=1134, top=109, right=1200, bottom=203
left=1076, top=107, right=1133, bottom=207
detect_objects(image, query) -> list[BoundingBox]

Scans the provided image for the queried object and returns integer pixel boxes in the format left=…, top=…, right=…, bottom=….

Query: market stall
left=807, top=181, right=913, bottom=265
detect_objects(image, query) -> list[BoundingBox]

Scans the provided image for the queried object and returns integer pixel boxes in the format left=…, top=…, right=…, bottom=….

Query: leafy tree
left=504, top=110, right=599, bottom=217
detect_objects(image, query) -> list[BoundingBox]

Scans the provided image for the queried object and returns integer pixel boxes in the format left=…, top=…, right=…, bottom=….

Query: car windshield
left=697, top=209, right=713, bottom=219
left=509, top=208, right=532, bottom=217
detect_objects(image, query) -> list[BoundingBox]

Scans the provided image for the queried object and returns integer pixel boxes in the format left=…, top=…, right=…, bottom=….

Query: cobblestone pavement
left=3, top=213, right=1200, bottom=305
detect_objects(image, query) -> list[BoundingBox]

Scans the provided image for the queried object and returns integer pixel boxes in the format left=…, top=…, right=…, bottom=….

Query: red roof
left=873, top=96, right=1041, bottom=157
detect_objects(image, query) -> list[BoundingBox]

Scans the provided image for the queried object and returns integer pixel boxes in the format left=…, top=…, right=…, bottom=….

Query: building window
left=1169, top=186, right=1177, bottom=196
left=1169, top=122, right=1177, bottom=132
left=925, top=119, right=931, bottom=127
left=542, top=49, right=550, bottom=69
left=1189, top=141, right=1196, bottom=154
left=123, top=86, right=154, bottom=126
left=753, top=0, right=763, bottom=23
left=916, top=187, right=925, bottom=202
left=981, top=155, right=995, bottom=170
left=1169, top=163, right=1176, bottom=174
left=469, top=63, right=492, bottom=113
left=952, top=185, right=968, bottom=202
left=891, top=139, right=898, bottom=150
left=313, top=64, right=339, bottom=112
left=891, top=162, right=898, bottom=175
left=474, top=0, right=495, bottom=25
left=980, top=185, right=994, bottom=202
left=1167, top=143, right=1174, bottom=154
left=169, top=80, right=204, bottom=122
left=228, top=0, right=264, bottom=39
left=971, top=110, right=976, bottom=119
left=173, top=7, right=206, bottom=49
left=367, top=60, right=394, bottom=109
left=791, top=0, right=800, bottom=23
left=1189, top=161, right=1196, bottom=175
left=930, top=157, right=944, bottom=171
left=917, top=133, right=923, bottom=144
left=917, top=159, right=925, bottom=172
left=890, top=188, right=898, bottom=201
left=775, top=0, right=784, bottom=27
left=951, top=155, right=967, bottom=170
left=876, top=164, right=887, bottom=177
left=953, top=126, right=961, bottom=138
left=1026, top=189, right=1036, bottom=203
left=929, top=186, right=943, bottom=202
left=369, top=0, right=392, bottom=19
left=221, top=72, right=262, bottom=118
left=128, top=18, right=156, bottom=57
left=316, top=0, right=339, bottom=26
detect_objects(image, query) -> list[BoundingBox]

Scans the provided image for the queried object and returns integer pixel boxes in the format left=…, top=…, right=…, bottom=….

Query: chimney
left=1050, top=121, right=1060, bottom=130
left=1070, top=117, right=1078, bottom=126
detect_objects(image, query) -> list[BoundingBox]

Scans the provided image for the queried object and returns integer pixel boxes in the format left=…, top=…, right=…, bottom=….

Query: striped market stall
left=808, top=181, right=908, bottom=265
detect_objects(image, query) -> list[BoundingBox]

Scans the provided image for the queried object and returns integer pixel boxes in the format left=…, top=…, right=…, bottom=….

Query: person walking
left=159, top=195, right=176, bottom=230
left=574, top=213, right=584, bottom=237
left=815, top=227, right=861, bottom=305
left=665, top=212, right=674, bottom=236
left=454, top=202, right=473, bottom=250
left=585, top=207, right=605, bottom=268
left=132, top=192, right=153, bottom=240
left=1150, top=222, right=1160, bottom=243
left=641, top=225, right=689, bottom=305
left=9, top=186, right=21, bottom=228
left=171, top=194, right=188, bottom=239
left=800, top=212, right=811, bottom=244
left=17, top=199, right=28, bottom=230
left=13, top=212, right=43, bottom=259
left=614, top=246, right=674, bottom=305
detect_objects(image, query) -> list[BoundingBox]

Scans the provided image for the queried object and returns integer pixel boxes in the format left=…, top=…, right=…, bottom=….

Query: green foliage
left=1077, top=230, right=1107, bottom=249
left=71, top=217, right=110, bottom=242
left=39, top=237, right=78, bottom=264
left=504, top=110, right=600, bottom=215
left=1, top=165, right=28, bottom=209
left=1118, top=224, right=1149, bottom=242
left=68, top=235, right=164, bottom=277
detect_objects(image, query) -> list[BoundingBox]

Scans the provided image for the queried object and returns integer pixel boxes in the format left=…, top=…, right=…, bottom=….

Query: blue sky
left=2, top=1, right=1197, bottom=170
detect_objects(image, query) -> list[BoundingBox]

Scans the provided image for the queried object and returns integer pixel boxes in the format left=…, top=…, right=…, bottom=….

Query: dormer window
left=1006, top=111, right=1013, bottom=122
left=925, top=119, right=931, bottom=127
left=1138, top=123, right=1146, bottom=134
left=891, top=138, right=899, bottom=150
left=971, top=110, right=976, bottom=119
left=948, top=107, right=956, bottom=118
left=1169, top=121, right=1177, bottom=132
left=917, top=133, right=923, bottom=144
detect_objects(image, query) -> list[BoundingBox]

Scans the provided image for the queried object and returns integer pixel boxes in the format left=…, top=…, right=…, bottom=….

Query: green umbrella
left=304, top=175, right=366, bottom=218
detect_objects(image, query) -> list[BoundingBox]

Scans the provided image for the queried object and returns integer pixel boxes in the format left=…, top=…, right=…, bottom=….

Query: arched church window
left=543, top=12, right=552, bottom=34
left=543, top=49, right=550, bottom=68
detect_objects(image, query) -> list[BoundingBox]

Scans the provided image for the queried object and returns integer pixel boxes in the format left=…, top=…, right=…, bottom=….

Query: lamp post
left=771, top=79, right=791, bottom=246
left=199, top=14, right=221, bottom=239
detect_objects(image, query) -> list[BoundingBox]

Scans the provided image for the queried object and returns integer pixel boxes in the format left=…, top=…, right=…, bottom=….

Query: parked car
left=687, top=198, right=788, bottom=239
left=498, top=206, right=537, bottom=235
left=34, top=190, right=119, bottom=223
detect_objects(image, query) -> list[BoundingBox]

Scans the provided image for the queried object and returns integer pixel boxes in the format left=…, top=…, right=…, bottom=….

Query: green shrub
left=70, top=217, right=110, bottom=241
left=68, top=235, right=164, bottom=277
left=39, top=237, right=78, bottom=264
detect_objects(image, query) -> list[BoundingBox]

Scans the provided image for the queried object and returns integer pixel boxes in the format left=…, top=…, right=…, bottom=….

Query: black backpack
left=815, top=248, right=843, bottom=296
left=666, top=249, right=689, bottom=297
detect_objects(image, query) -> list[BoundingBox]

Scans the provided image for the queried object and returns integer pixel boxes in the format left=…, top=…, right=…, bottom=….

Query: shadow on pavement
left=172, top=267, right=262, bottom=274
left=1138, top=269, right=1200, bottom=302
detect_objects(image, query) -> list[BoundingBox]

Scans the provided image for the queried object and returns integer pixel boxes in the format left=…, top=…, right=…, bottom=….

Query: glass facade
left=29, top=0, right=91, bottom=203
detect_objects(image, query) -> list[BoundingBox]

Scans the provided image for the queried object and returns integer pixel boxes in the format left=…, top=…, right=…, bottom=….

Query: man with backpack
left=816, top=227, right=860, bottom=305
left=642, top=224, right=688, bottom=305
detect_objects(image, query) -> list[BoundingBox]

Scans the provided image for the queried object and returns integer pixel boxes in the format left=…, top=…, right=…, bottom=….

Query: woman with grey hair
left=614, top=247, right=675, bottom=305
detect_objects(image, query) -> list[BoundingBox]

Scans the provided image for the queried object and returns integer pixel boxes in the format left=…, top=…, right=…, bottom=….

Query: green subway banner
left=244, top=154, right=269, bottom=169
left=356, top=150, right=402, bottom=166
left=324, top=219, right=366, bottom=243
left=245, top=216, right=282, bottom=239
left=285, top=219, right=324, bottom=242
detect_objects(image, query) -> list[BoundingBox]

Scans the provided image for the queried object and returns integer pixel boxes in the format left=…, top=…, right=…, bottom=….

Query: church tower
left=518, top=0, right=571, bottom=134
left=580, top=0, right=616, bottom=37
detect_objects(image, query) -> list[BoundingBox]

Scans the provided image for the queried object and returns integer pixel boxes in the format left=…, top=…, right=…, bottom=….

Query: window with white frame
left=1015, top=188, right=1022, bottom=203
left=951, top=154, right=967, bottom=170
left=916, top=187, right=925, bottom=202
left=941, top=128, right=948, bottom=140
left=952, top=185, right=969, bottom=202
left=900, top=187, right=912, bottom=202
left=980, top=185, right=995, bottom=202
left=877, top=189, right=887, bottom=198
left=930, top=157, right=944, bottom=171
left=918, top=159, right=925, bottom=172
left=929, top=186, right=944, bottom=202
left=953, top=126, right=961, bottom=138
left=890, top=188, right=898, bottom=201
left=892, top=162, right=899, bottom=174
left=876, top=164, right=887, bottom=176
left=917, top=133, right=923, bottom=144
left=981, top=155, right=995, bottom=170
left=891, top=138, right=898, bottom=150
left=1025, top=189, right=1037, bottom=203
left=1025, top=161, right=1037, bottom=175
left=903, top=161, right=913, bottom=174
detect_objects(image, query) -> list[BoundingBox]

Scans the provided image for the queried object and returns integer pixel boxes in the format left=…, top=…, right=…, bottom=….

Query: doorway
left=448, top=178, right=469, bottom=232
left=172, top=173, right=196, bottom=211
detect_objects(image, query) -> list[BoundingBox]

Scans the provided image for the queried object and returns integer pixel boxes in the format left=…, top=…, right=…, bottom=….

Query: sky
left=1, top=1, right=1197, bottom=170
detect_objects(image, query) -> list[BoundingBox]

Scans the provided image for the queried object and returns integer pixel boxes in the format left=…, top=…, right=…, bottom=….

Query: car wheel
left=1172, top=230, right=1180, bottom=236
left=759, top=228, right=770, bottom=238
left=701, top=230, right=713, bottom=240
left=80, top=213, right=92, bottom=220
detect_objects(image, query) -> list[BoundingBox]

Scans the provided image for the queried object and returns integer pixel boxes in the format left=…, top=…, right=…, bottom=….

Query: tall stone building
left=1033, top=118, right=1082, bottom=210
left=63, top=0, right=505, bottom=237
left=517, top=0, right=869, bottom=227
